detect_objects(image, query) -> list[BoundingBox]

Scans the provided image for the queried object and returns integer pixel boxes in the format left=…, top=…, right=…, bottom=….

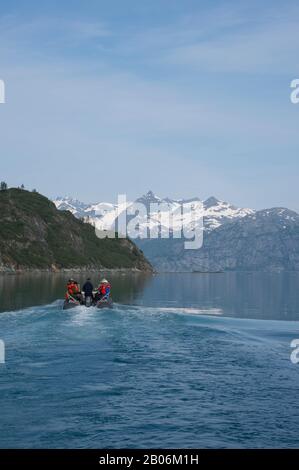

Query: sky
left=0, top=0, right=299, bottom=210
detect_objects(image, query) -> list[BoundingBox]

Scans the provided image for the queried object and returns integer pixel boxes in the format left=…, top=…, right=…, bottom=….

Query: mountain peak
left=137, top=190, right=162, bottom=204
left=203, top=196, right=221, bottom=208
left=145, top=190, right=159, bottom=199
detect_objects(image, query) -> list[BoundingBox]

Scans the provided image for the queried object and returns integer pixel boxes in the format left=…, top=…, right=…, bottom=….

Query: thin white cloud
left=164, top=20, right=299, bottom=73
left=115, top=3, right=299, bottom=75
left=1, top=62, right=295, bottom=142
left=0, top=15, right=110, bottom=56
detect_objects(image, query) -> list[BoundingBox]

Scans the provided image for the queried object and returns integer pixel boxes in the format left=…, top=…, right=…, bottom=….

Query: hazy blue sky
left=0, top=0, right=298, bottom=210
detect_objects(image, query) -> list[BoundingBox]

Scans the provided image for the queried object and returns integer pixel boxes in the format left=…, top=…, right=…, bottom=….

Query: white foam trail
left=65, top=305, right=103, bottom=326
left=158, top=307, right=223, bottom=316
left=112, top=304, right=223, bottom=318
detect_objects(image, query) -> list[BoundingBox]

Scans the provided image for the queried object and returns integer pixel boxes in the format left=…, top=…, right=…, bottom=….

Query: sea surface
left=0, top=272, right=299, bottom=448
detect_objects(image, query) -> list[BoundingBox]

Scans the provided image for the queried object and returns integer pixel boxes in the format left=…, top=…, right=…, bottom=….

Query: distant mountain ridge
left=137, top=207, right=299, bottom=272
left=54, top=191, right=299, bottom=272
left=54, top=190, right=254, bottom=235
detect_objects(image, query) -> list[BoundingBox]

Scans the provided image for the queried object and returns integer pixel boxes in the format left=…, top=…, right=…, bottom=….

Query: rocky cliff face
left=0, top=189, right=152, bottom=272
left=138, top=208, right=299, bottom=272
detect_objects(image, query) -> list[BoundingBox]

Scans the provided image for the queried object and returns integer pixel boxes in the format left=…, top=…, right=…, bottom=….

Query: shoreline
left=0, top=267, right=154, bottom=275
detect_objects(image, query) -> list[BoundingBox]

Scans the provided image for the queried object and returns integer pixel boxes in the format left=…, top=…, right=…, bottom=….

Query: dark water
left=1, top=271, right=299, bottom=320
left=1, top=272, right=299, bottom=448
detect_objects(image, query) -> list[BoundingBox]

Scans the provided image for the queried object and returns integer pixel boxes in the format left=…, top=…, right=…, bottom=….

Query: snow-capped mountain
left=54, top=192, right=299, bottom=272
left=53, top=191, right=254, bottom=235
left=203, top=196, right=254, bottom=231
left=53, top=197, right=91, bottom=218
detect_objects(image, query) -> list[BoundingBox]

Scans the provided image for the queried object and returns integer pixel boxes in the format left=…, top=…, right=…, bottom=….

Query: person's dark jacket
left=82, top=281, right=94, bottom=295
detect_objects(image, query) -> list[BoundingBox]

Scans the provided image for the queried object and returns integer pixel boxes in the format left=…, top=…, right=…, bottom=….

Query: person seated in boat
left=82, top=278, right=94, bottom=299
left=74, top=281, right=81, bottom=296
left=66, top=279, right=81, bottom=302
left=95, top=278, right=111, bottom=301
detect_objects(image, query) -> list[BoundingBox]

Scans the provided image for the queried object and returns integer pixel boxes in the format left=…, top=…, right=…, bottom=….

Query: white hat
left=101, top=278, right=108, bottom=283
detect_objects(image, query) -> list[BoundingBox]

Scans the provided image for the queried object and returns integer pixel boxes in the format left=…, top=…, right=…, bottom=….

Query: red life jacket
left=67, top=283, right=73, bottom=294
left=99, top=283, right=111, bottom=295
left=67, top=282, right=79, bottom=295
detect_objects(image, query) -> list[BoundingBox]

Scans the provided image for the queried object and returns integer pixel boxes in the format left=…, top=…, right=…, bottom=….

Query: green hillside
left=0, top=188, right=152, bottom=272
